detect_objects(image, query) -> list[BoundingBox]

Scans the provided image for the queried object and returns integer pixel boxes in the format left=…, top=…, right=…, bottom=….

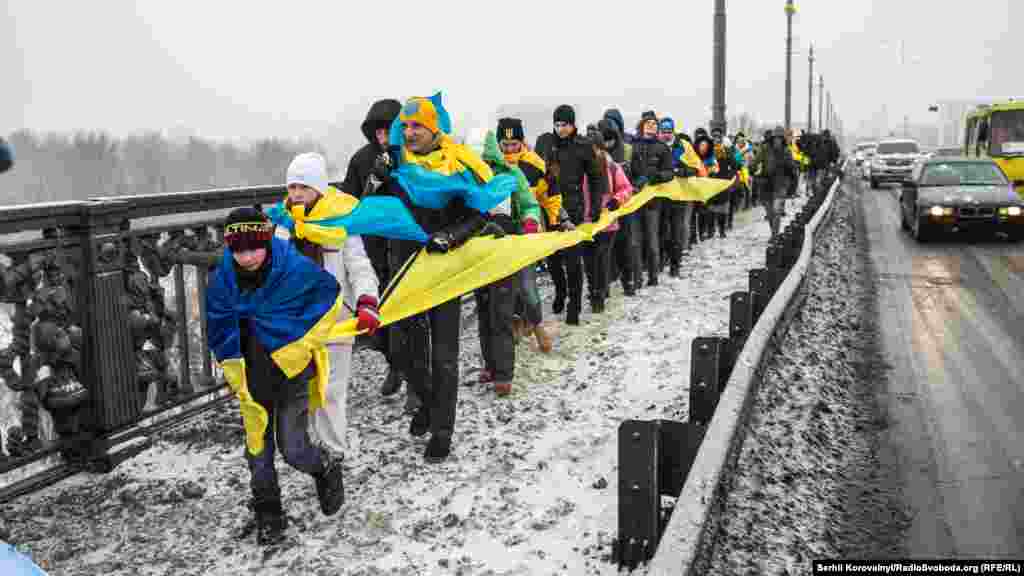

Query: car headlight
left=928, top=206, right=953, bottom=217
left=1007, top=206, right=1022, bottom=217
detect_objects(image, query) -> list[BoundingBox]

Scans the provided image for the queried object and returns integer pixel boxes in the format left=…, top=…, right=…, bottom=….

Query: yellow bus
left=963, top=101, right=1024, bottom=194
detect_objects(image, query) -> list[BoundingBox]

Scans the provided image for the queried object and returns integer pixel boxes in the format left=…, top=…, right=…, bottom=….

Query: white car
left=869, top=139, right=921, bottom=188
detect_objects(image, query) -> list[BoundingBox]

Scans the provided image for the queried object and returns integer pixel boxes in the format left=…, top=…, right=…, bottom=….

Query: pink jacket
left=582, top=152, right=633, bottom=232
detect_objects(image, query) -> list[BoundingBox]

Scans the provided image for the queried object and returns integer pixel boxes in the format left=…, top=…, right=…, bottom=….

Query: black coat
left=629, top=138, right=674, bottom=186
left=535, top=131, right=607, bottom=224
left=761, top=143, right=798, bottom=201
left=340, top=99, right=402, bottom=198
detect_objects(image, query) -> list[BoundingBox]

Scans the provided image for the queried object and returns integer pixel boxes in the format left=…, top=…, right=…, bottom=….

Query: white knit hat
left=286, top=152, right=329, bottom=194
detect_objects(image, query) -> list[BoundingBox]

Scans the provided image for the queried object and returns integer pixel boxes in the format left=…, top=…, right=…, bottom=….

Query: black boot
left=669, top=263, right=681, bottom=278
left=380, top=368, right=403, bottom=397
left=424, top=434, right=451, bottom=463
left=409, top=404, right=430, bottom=437
left=315, top=450, right=345, bottom=516
left=253, top=499, right=288, bottom=546
left=622, top=279, right=636, bottom=297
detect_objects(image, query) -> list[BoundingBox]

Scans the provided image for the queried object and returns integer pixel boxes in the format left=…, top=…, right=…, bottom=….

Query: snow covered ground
left=2, top=196, right=809, bottom=576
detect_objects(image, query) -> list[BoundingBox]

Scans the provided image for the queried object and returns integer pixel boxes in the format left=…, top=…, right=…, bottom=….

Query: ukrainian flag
left=207, top=237, right=343, bottom=455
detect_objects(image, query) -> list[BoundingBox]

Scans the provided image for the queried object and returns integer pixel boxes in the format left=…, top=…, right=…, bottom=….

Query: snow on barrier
left=644, top=167, right=844, bottom=575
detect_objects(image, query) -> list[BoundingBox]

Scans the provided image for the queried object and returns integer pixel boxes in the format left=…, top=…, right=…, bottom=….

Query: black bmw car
left=900, top=157, right=1024, bottom=242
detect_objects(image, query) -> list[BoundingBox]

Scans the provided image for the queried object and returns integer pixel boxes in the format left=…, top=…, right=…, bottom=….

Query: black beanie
left=224, top=207, right=273, bottom=252
left=553, top=105, right=575, bottom=125
left=497, top=117, right=525, bottom=142
left=641, top=110, right=658, bottom=124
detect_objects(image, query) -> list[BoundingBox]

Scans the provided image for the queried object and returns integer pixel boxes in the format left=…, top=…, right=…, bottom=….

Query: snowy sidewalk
left=2, top=197, right=806, bottom=576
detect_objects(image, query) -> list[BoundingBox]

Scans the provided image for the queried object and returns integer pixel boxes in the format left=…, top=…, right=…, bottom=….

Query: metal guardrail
left=610, top=165, right=846, bottom=572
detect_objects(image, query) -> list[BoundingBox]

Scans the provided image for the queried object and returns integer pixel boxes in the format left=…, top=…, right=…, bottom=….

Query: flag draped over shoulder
left=326, top=175, right=734, bottom=341
left=206, top=237, right=343, bottom=455
left=266, top=186, right=431, bottom=246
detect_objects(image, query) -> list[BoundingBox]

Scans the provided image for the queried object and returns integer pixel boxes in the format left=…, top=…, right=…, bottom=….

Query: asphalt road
left=860, top=174, right=1024, bottom=558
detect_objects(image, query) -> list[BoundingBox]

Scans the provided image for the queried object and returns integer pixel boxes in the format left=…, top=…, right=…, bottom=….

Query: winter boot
left=253, top=499, right=288, bottom=546
left=622, top=279, right=636, bottom=297
left=403, top=388, right=422, bottom=415
left=409, top=404, right=430, bottom=437
left=424, top=434, right=452, bottom=463
left=669, top=260, right=681, bottom=278
left=647, top=274, right=659, bottom=287
left=315, top=450, right=345, bottom=516
left=533, top=324, right=553, bottom=353
left=494, top=380, right=513, bottom=397
left=380, top=368, right=403, bottom=397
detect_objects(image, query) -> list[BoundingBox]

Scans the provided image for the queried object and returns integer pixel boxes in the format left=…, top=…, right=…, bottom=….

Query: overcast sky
left=3, top=0, right=1019, bottom=141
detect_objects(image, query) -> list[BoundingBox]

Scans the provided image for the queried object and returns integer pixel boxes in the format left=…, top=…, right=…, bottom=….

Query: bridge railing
left=0, top=184, right=295, bottom=500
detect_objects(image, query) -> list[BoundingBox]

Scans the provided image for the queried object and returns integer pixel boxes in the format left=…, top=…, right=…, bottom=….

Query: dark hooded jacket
left=629, top=133, right=674, bottom=188
left=341, top=99, right=402, bottom=198
left=534, top=128, right=607, bottom=224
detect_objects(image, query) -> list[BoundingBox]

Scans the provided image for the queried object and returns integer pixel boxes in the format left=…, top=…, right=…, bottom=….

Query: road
left=861, top=175, right=1024, bottom=558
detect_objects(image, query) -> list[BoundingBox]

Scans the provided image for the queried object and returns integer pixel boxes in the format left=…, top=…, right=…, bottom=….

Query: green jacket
left=482, top=130, right=542, bottom=225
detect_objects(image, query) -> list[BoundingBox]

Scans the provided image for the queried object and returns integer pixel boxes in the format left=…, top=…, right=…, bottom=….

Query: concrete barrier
left=647, top=169, right=844, bottom=575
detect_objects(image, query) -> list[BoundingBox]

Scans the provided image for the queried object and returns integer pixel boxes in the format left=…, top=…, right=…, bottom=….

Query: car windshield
left=935, top=147, right=961, bottom=157
left=921, top=162, right=1008, bottom=186
left=989, top=110, right=1024, bottom=156
left=876, top=141, right=919, bottom=154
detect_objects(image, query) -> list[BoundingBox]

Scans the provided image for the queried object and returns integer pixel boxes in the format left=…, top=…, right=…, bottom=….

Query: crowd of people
left=204, top=96, right=842, bottom=544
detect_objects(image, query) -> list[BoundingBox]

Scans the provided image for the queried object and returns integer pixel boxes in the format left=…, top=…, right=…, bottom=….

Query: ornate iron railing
left=0, top=184, right=301, bottom=501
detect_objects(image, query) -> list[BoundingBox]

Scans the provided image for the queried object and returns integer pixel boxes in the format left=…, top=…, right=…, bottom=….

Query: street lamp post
left=818, top=75, right=824, bottom=133
left=711, top=0, right=727, bottom=134
left=784, top=0, right=795, bottom=129
left=807, top=43, right=815, bottom=132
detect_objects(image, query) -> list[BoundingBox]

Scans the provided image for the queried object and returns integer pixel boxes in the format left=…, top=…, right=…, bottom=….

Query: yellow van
left=963, top=101, right=1024, bottom=195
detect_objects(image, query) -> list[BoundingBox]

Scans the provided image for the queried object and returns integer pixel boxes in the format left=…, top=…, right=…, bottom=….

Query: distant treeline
left=3, top=130, right=335, bottom=205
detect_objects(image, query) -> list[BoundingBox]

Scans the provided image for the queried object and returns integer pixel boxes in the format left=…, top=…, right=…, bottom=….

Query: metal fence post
left=690, top=337, right=723, bottom=425
left=67, top=200, right=142, bottom=456
left=614, top=420, right=660, bottom=570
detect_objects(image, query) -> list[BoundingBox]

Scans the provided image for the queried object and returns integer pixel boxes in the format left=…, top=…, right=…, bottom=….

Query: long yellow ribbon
left=329, top=176, right=734, bottom=340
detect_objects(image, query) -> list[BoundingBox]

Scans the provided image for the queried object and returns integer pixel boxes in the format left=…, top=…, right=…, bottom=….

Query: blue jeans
left=246, top=364, right=324, bottom=505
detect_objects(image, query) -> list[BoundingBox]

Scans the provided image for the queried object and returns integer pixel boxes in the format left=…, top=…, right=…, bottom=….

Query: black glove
left=606, top=197, right=620, bottom=211
left=425, top=230, right=455, bottom=254
left=633, top=176, right=649, bottom=189
left=371, top=152, right=392, bottom=184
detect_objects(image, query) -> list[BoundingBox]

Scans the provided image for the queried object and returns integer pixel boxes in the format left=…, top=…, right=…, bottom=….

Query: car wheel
left=870, top=179, right=878, bottom=189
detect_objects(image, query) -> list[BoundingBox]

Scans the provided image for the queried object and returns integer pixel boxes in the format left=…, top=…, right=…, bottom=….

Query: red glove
left=521, top=218, right=540, bottom=234
left=355, top=295, right=380, bottom=336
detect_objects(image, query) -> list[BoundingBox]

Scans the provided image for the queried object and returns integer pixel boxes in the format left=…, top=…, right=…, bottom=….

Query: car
left=870, top=139, right=922, bottom=188
left=857, top=143, right=878, bottom=180
left=853, top=142, right=877, bottom=167
left=899, top=157, right=1024, bottom=242
left=933, top=146, right=962, bottom=158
